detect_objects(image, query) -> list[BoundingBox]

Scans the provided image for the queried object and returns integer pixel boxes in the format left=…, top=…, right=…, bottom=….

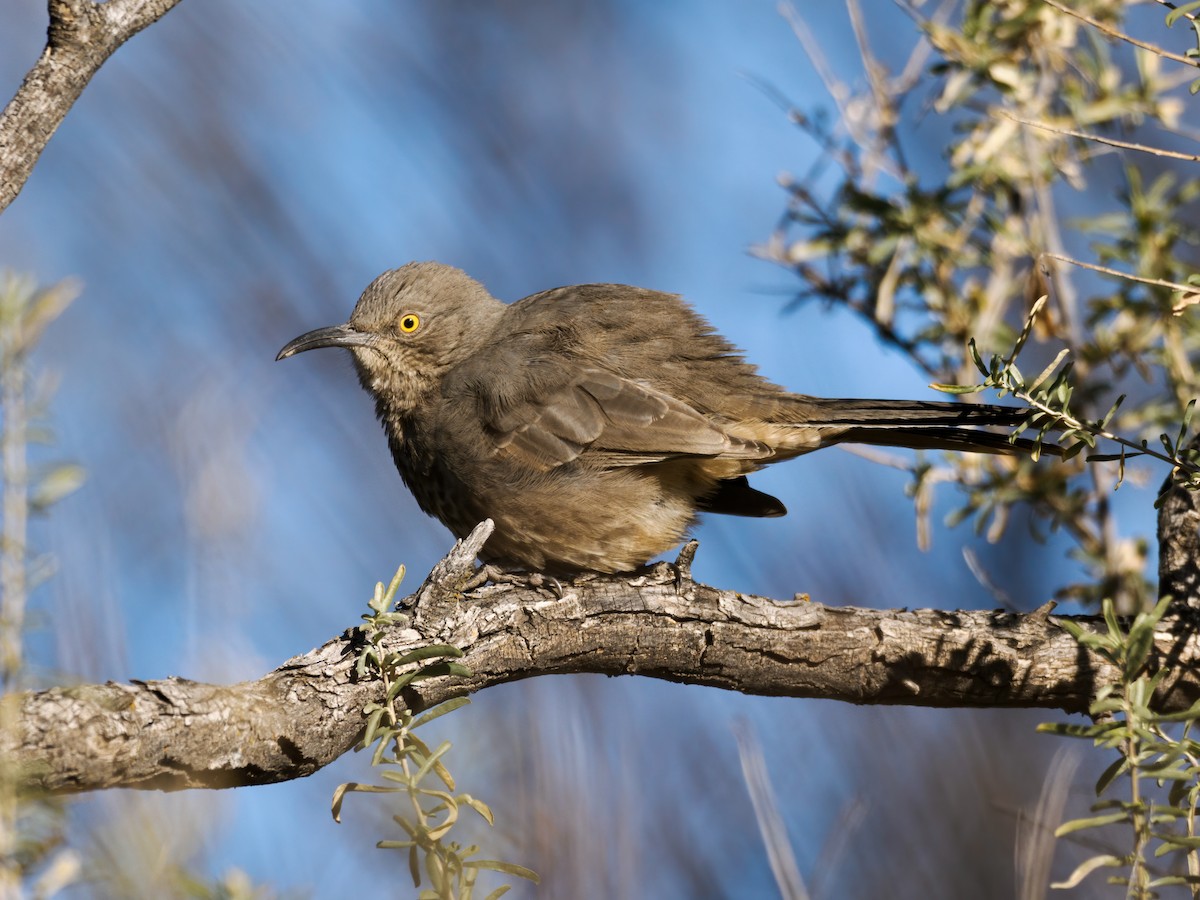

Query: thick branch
left=5, top=522, right=1200, bottom=794
left=0, top=0, right=184, bottom=213
left=1158, top=436, right=1200, bottom=609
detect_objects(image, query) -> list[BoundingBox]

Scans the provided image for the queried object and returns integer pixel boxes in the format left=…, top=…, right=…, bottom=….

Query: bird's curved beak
left=276, top=323, right=376, bottom=361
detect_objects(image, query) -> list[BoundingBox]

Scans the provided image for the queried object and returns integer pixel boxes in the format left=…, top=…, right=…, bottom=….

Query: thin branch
left=1000, top=111, right=1200, bottom=162
left=1042, top=251, right=1197, bottom=296
left=0, top=0, right=185, bottom=213
left=1041, top=0, right=1200, bottom=70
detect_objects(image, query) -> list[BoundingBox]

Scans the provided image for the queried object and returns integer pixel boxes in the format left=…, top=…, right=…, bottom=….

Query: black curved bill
left=276, top=324, right=375, bottom=361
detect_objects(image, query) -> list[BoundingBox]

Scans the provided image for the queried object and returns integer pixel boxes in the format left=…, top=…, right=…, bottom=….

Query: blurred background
left=0, top=1, right=1170, bottom=896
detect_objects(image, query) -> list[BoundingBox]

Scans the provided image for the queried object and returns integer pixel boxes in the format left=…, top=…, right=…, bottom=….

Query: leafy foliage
left=769, top=0, right=1200, bottom=892
left=763, top=0, right=1200, bottom=612
left=1039, top=597, right=1200, bottom=896
left=333, top=567, right=538, bottom=900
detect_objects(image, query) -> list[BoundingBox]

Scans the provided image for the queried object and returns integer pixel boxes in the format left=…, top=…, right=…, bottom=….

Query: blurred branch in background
left=0, top=275, right=82, bottom=900
left=734, top=721, right=808, bottom=900
left=760, top=0, right=1200, bottom=613
left=760, top=1, right=1200, bottom=893
left=0, top=274, right=81, bottom=691
left=0, top=0, right=184, bottom=213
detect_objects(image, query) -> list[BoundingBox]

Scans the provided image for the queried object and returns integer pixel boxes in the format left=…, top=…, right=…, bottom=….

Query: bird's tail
left=778, top=396, right=1058, bottom=456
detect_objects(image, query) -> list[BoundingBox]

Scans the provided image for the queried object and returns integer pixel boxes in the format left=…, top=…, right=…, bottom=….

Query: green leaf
left=464, top=860, right=541, bottom=883
left=426, top=803, right=460, bottom=842
left=968, top=338, right=988, bottom=377
left=1124, top=595, right=1173, bottom=681
left=1050, top=854, right=1125, bottom=889
left=1089, top=696, right=1125, bottom=717
left=460, top=794, right=495, bottom=826
left=408, top=844, right=421, bottom=888
left=412, top=696, right=472, bottom=730
left=413, top=740, right=454, bottom=787
left=431, top=757, right=457, bottom=792
left=361, top=706, right=386, bottom=749
left=1036, top=722, right=1112, bottom=740
left=1167, top=2, right=1200, bottom=28
left=1006, top=295, right=1046, bottom=366
left=331, top=782, right=358, bottom=823
left=407, top=732, right=434, bottom=759
left=383, top=564, right=407, bottom=603
left=483, top=887, right=513, bottom=900
left=370, top=733, right=392, bottom=767
left=1055, top=812, right=1129, bottom=836
left=1155, top=833, right=1200, bottom=852
left=387, top=666, right=427, bottom=699
left=393, top=644, right=465, bottom=667
left=1061, top=440, right=1089, bottom=461
left=1177, top=398, right=1196, bottom=450
left=928, top=382, right=985, bottom=394
left=426, top=845, right=447, bottom=894
left=1027, top=348, right=1071, bottom=393
left=1148, top=875, right=1200, bottom=887
left=392, top=816, right=418, bottom=839
left=414, top=661, right=475, bottom=680
left=1102, top=598, right=1123, bottom=642
left=1124, top=627, right=1156, bottom=682
left=19, top=279, right=80, bottom=351
left=1098, top=394, right=1125, bottom=430
left=30, top=464, right=85, bottom=512
left=1150, top=697, right=1200, bottom=723
left=1095, top=756, right=1128, bottom=795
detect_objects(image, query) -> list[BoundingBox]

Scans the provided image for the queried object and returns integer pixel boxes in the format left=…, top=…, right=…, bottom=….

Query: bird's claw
left=468, top=563, right=564, bottom=598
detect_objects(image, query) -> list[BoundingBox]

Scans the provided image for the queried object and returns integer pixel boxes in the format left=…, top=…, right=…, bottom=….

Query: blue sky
left=0, top=2, right=1144, bottom=896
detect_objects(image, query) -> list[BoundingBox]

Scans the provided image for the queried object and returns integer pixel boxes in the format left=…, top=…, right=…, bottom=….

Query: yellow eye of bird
left=399, top=313, right=420, bottom=334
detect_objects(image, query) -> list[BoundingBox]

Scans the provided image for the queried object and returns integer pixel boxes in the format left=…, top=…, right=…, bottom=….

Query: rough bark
left=4, top=519, right=1199, bottom=794
left=0, top=0, right=185, bottom=213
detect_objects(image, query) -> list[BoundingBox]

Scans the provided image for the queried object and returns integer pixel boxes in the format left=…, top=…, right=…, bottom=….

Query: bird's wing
left=483, top=368, right=768, bottom=471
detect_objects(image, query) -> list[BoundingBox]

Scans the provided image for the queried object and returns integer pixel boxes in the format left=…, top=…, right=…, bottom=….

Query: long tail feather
left=789, top=397, right=1059, bottom=456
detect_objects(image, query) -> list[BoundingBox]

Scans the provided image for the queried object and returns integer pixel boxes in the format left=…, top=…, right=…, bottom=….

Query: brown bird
left=278, top=262, right=1039, bottom=574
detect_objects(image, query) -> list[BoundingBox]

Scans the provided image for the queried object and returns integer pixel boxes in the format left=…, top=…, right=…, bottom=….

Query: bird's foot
left=467, top=563, right=564, bottom=598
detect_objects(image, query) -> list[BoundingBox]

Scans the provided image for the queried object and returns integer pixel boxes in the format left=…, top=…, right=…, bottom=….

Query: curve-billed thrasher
left=278, top=262, right=1041, bottom=573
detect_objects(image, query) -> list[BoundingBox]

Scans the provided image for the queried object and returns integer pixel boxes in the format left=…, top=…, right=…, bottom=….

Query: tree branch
left=5, top=520, right=1200, bottom=795
left=0, top=0, right=185, bottom=213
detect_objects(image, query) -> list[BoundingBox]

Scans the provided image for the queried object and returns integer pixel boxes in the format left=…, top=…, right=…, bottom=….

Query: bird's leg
left=466, top=563, right=565, bottom=598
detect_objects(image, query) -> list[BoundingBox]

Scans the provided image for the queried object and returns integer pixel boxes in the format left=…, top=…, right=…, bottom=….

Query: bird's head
left=277, top=261, right=505, bottom=411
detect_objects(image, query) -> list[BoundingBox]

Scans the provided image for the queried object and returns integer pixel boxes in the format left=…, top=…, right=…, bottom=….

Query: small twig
left=1020, top=384, right=1194, bottom=474
left=1041, top=252, right=1197, bottom=296
left=777, top=1, right=904, bottom=184
left=1042, top=0, right=1200, bottom=70
left=999, top=111, right=1200, bottom=162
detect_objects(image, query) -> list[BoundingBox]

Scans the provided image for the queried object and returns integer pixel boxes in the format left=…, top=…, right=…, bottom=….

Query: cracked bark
left=6, top=507, right=1200, bottom=795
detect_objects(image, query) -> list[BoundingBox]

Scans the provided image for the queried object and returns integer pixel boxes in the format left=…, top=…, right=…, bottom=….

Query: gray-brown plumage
left=278, top=262, right=1040, bottom=574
